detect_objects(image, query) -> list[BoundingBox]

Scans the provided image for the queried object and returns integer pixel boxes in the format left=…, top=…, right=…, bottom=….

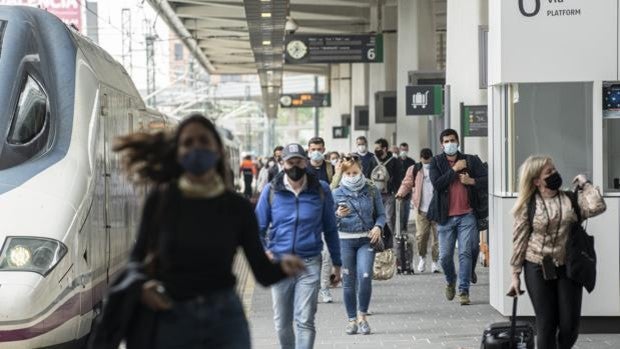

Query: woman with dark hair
left=114, top=114, right=304, bottom=348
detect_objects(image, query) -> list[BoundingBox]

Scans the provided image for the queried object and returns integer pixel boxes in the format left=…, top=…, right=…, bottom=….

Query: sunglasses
left=342, top=154, right=360, bottom=162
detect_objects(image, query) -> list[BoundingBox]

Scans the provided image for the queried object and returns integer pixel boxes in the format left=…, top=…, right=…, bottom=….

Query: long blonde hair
left=512, top=155, right=553, bottom=216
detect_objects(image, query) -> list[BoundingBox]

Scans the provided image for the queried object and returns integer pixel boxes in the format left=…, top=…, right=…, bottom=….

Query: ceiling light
left=262, top=40, right=271, bottom=45
left=261, top=12, right=271, bottom=18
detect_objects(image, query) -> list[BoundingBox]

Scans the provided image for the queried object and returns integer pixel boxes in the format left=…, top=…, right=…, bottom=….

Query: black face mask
left=544, top=172, right=563, bottom=191
left=285, top=166, right=305, bottom=181
left=374, top=149, right=384, bottom=158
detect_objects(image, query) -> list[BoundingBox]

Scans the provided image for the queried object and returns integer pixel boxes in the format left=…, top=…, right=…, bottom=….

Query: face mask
left=180, top=149, right=219, bottom=176
left=330, top=159, right=339, bottom=167
left=341, top=174, right=365, bottom=191
left=392, top=153, right=398, bottom=159
left=309, top=150, right=324, bottom=162
left=399, top=151, right=408, bottom=159
left=544, top=172, right=563, bottom=191
left=268, top=161, right=275, bottom=168
left=357, top=145, right=367, bottom=154
left=374, top=149, right=384, bottom=158
left=285, top=166, right=305, bottom=181
left=443, top=142, right=458, bottom=156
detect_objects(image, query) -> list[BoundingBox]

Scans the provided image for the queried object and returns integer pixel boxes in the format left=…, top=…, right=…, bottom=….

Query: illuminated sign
left=284, top=34, right=383, bottom=64
left=279, top=93, right=331, bottom=108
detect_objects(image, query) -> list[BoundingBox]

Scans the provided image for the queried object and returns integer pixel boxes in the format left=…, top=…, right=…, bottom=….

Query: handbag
left=372, top=249, right=396, bottom=281
left=565, top=189, right=597, bottom=293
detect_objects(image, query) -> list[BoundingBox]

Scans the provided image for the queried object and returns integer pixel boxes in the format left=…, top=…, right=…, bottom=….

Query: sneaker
left=459, top=292, right=471, bottom=305
left=471, top=270, right=478, bottom=284
left=431, top=262, right=441, bottom=273
left=358, top=320, right=371, bottom=335
left=445, top=283, right=456, bottom=301
left=345, top=321, right=358, bottom=335
left=417, top=257, right=426, bottom=273
left=320, top=288, right=333, bottom=303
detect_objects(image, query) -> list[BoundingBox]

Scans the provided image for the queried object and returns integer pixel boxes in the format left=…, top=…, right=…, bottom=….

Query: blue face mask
left=180, top=148, right=219, bottom=176
left=443, top=142, right=458, bottom=156
left=309, top=151, right=324, bottom=162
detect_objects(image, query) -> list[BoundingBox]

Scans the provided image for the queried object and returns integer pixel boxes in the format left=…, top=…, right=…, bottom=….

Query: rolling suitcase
left=394, top=199, right=414, bottom=275
left=481, top=297, right=534, bottom=348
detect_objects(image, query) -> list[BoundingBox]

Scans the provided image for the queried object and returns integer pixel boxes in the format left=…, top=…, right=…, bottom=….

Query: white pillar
left=446, top=0, right=489, bottom=161
left=323, top=64, right=353, bottom=153
left=368, top=4, right=398, bottom=147
left=396, top=0, right=436, bottom=157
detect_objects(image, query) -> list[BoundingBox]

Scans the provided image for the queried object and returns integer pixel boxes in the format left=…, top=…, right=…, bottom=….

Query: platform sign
left=284, top=34, right=383, bottom=64
left=332, top=126, right=349, bottom=139
left=405, top=85, right=443, bottom=116
left=0, top=0, right=83, bottom=31
left=461, top=105, right=488, bottom=137
left=279, top=93, right=331, bottom=108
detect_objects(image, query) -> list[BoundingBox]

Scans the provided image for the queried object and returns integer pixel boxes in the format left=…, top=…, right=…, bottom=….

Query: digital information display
left=284, top=34, right=383, bottom=64
left=279, top=93, right=331, bottom=108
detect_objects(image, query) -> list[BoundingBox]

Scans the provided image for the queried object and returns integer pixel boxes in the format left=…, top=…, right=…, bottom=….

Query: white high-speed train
left=0, top=6, right=238, bottom=348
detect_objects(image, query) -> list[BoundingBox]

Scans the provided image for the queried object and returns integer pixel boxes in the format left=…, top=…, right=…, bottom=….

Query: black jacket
left=427, top=152, right=488, bottom=225
left=373, top=152, right=403, bottom=195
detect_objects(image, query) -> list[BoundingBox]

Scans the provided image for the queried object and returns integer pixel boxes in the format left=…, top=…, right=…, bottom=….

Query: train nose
left=0, top=282, right=36, bottom=321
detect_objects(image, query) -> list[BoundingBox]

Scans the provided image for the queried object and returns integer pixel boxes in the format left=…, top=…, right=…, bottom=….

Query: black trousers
left=243, top=174, right=253, bottom=198
left=524, top=261, right=583, bottom=349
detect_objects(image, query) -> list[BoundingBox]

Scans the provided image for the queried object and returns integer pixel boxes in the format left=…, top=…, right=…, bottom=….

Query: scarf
left=340, top=174, right=366, bottom=192
left=178, top=172, right=226, bottom=199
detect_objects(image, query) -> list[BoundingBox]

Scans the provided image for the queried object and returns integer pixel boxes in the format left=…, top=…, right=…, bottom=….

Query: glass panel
left=8, top=76, right=48, bottom=145
left=511, top=82, right=593, bottom=190
left=604, top=118, right=620, bottom=191
left=0, top=20, right=6, bottom=58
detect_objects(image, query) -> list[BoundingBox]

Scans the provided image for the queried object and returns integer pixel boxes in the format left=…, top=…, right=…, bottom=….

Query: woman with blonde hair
left=332, top=154, right=386, bottom=335
left=507, top=155, right=606, bottom=349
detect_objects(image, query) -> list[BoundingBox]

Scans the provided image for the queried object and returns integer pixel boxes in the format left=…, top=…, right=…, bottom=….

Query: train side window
left=7, top=76, right=48, bottom=145
left=0, top=20, right=6, bottom=58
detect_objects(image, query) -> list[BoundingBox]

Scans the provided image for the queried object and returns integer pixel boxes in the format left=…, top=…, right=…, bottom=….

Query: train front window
left=0, top=20, right=6, bottom=58
left=7, top=76, right=48, bottom=145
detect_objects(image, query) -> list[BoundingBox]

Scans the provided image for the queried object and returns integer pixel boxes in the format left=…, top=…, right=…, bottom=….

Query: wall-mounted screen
left=375, top=91, right=396, bottom=124
left=603, top=83, right=620, bottom=118
left=354, top=106, right=369, bottom=131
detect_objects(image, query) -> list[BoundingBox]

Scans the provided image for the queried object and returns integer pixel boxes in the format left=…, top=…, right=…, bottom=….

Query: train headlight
left=0, top=237, right=67, bottom=276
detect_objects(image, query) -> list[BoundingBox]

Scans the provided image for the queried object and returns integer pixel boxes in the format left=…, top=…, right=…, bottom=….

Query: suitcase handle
left=510, top=297, right=518, bottom=349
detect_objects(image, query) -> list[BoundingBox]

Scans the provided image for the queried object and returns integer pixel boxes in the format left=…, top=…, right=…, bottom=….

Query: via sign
left=406, top=85, right=443, bottom=116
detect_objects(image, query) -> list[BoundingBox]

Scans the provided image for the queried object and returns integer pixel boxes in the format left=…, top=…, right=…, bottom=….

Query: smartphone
left=542, top=255, right=558, bottom=281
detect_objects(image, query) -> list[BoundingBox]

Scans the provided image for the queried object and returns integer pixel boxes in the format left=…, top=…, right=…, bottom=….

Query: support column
left=368, top=3, right=398, bottom=146
left=323, top=64, right=353, bottom=152
left=446, top=0, right=489, bottom=161
left=396, top=0, right=437, bottom=157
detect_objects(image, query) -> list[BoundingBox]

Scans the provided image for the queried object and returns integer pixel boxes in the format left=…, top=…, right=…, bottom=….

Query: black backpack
left=526, top=190, right=596, bottom=293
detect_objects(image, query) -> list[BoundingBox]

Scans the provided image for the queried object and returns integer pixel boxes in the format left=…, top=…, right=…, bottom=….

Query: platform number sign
left=519, top=0, right=541, bottom=17
left=284, top=34, right=383, bottom=64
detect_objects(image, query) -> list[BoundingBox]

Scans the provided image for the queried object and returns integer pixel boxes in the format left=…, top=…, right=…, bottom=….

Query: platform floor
left=248, top=260, right=620, bottom=348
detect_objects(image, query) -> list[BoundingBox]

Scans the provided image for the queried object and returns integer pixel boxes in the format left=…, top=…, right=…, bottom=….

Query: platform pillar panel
left=395, top=0, right=435, bottom=157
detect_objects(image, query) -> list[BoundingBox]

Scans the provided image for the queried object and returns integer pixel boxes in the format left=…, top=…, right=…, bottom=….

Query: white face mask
left=309, top=150, right=324, bottom=162
left=357, top=145, right=367, bottom=154
left=330, top=159, right=339, bottom=167
left=443, top=142, right=458, bottom=156
left=399, top=151, right=408, bottom=159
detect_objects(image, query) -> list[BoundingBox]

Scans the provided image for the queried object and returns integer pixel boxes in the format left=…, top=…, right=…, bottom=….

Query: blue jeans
left=155, top=289, right=249, bottom=349
left=437, top=213, right=477, bottom=294
left=340, top=237, right=375, bottom=320
left=271, top=255, right=322, bottom=349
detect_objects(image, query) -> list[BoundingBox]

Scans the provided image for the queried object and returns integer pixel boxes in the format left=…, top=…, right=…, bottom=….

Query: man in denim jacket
left=255, top=143, right=342, bottom=349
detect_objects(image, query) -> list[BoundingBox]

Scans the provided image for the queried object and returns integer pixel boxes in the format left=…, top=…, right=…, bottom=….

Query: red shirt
left=447, top=159, right=472, bottom=217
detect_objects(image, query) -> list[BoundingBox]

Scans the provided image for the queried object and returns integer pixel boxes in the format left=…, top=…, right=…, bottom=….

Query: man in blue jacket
left=428, top=129, right=487, bottom=306
left=256, top=143, right=342, bottom=349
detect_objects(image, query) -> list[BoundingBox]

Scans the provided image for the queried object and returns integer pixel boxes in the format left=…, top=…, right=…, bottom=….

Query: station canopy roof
left=147, top=0, right=445, bottom=117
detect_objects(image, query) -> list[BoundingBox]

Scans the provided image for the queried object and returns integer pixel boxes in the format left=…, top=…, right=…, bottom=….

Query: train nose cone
left=0, top=282, right=36, bottom=342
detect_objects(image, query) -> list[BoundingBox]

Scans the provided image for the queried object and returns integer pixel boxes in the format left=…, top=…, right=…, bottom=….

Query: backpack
left=371, top=157, right=393, bottom=194
left=411, top=162, right=423, bottom=185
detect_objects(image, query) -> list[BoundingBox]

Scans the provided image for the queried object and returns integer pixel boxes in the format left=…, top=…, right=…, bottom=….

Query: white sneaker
left=320, top=288, right=333, bottom=303
left=417, top=257, right=426, bottom=273
left=432, top=262, right=441, bottom=274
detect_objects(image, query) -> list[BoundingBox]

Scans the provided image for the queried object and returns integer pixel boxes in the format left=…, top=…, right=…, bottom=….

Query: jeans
left=340, top=237, right=375, bottom=320
left=271, top=255, right=322, bottom=349
left=437, top=212, right=477, bottom=294
left=243, top=174, right=253, bottom=198
left=524, top=261, right=583, bottom=349
left=155, top=289, right=249, bottom=349
left=320, top=241, right=333, bottom=290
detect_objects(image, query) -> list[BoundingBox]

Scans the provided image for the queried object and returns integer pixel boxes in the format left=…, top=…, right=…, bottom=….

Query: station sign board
left=284, top=34, right=383, bottom=64
left=279, top=93, right=331, bottom=108
left=332, top=126, right=349, bottom=139
left=461, top=105, right=488, bottom=137
left=405, top=85, right=443, bottom=116
left=0, top=0, right=83, bottom=31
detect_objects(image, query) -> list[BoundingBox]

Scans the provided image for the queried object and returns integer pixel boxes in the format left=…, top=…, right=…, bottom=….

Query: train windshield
left=0, top=21, right=5, bottom=58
